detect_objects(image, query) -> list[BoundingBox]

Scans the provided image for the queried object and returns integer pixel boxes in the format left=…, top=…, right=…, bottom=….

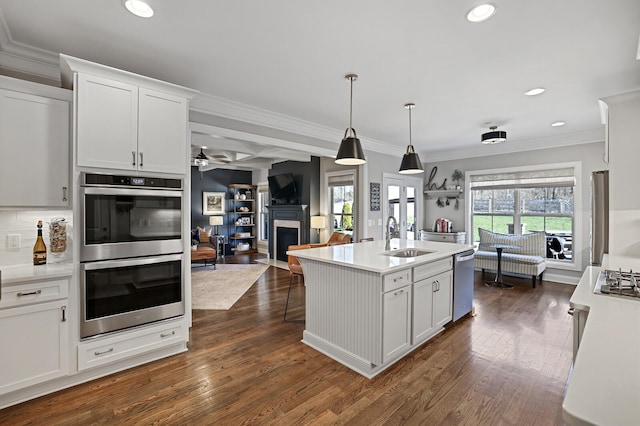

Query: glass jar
left=49, top=217, right=67, bottom=255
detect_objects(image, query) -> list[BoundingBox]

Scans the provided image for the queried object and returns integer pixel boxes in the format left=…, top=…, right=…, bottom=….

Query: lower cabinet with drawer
left=0, top=279, right=69, bottom=396
left=78, top=320, right=186, bottom=371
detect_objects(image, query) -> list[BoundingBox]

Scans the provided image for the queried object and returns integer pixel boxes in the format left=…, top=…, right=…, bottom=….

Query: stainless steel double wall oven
left=79, top=173, right=185, bottom=338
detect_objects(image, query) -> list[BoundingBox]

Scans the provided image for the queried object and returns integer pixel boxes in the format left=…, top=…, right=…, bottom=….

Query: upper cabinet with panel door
left=60, top=54, right=198, bottom=175
left=0, top=75, right=71, bottom=207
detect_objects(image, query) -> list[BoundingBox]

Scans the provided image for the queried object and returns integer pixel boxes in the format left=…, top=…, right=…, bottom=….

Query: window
left=471, top=166, right=576, bottom=262
left=258, top=185, right=269, bottom=241
left=328, top=174, right=355, bottom=238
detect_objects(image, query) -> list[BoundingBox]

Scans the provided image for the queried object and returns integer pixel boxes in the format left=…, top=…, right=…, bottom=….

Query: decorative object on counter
left=209, top=216, right=223, bottom=235
left=481, top=125, right=507, bottom=144
left=398, top=103, right=424, bottom=174
left=33, top=220, right=46, bottom=265
left=335, top=74, right=366, bottom=165
left=203, top=191, right=225, bottom=215
left=426, top=166, right=447, bottom=190
left=451, top=169, right=464, bottom=190
left=433, top=218, right=453, bottom=233
left=369, top=182, right=380, bottom=211
left=48, top=217, right=67, bottom=255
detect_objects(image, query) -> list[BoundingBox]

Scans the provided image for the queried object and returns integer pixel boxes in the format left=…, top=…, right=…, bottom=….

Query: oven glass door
left=81, top=254, right=184, bottom=338
left=81, top=187, right=183, bottom=260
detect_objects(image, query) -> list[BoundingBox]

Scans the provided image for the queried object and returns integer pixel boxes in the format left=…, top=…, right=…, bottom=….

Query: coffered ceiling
left=1, top=1, right=639, bottom=166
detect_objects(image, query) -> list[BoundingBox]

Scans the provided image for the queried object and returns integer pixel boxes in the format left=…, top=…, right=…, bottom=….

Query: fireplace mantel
left=268, top=204, right=309, bottom=259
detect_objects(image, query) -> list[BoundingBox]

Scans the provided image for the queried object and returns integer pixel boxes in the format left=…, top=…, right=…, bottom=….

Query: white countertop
left=563, top=254, right=640, bottom=426
left=0, top=262, right=73, bottom=285
left=289, top=239, right=472, bottom=273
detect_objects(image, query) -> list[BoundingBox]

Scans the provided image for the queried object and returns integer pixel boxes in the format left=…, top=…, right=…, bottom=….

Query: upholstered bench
left=475, top=228, right=546, bottom=287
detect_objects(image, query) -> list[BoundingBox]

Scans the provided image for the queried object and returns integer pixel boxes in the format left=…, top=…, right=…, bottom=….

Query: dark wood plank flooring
left=0, top=254, right=575, bottom=425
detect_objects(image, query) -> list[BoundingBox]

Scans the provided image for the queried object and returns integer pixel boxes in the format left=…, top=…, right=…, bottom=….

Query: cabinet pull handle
left=160, top=331, right=176, bottom=338
left=567, top=308, right=575, bottom=316
left=62, top=186, right=68, bottom=202
left=132, top=151, right=136, bottom=166
left=17, top=289, right=42, bottom=297
left=394, top=289, right=404, bottom=296
left=61, top=305, right=67, bottom=322
left=94, top=348, right=114, bottom=356
left=139, top=152, right=144, bottom=167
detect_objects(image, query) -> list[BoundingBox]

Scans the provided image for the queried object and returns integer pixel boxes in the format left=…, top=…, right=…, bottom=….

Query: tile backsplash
left=0, top=210, right=73, bottom=266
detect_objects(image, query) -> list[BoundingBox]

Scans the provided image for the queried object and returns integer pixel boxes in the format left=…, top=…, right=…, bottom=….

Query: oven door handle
left=81, top=253, right=183, bottom=271
left=81, top=187, right=182, bottom=198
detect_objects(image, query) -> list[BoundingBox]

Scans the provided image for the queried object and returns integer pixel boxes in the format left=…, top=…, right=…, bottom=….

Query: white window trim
left=465, top=161, right=583, bottom=272
left=324, top=169, right=358, bottom=241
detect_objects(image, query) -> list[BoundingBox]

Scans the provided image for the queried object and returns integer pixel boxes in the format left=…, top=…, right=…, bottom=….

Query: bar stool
left=284, top=244, right=311, bottom=322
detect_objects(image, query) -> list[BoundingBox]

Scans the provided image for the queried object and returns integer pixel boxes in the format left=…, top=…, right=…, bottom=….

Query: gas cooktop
left=594, top=269, right=640, bottom=299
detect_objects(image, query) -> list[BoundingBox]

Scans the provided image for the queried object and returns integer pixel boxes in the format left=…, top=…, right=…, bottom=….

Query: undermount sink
left=383, top=249, right=434, bottom=258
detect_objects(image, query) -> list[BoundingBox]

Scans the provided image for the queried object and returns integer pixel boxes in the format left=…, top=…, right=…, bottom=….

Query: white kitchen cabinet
left=433, top=270, right=453, bottom=329
left=382, top=285, right=411, bottom=363
left=412, top=278, right=435, bottom=342
left=76, top=74, right=188, bottom=174
left=0, top=278, right=69, bottom=395
left=76, top=73, right=138, bottom=171
left=0, top=78, right=70, bottom=207
left=412, top=270, right=453, bottom=344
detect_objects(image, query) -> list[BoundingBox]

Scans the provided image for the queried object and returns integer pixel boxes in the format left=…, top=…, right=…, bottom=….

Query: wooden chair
left=285, top=244, right=311, bottom=322
left=326, top=232, right=346, bottom=245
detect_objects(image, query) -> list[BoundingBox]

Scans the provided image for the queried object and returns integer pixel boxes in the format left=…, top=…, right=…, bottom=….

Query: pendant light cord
left=349, top=76, right=354, bottom=137
left=408, top=105, right=412, bottom=147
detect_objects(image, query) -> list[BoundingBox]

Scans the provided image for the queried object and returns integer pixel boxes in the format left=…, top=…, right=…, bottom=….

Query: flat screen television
left=268, top=173, right=298, bottom=201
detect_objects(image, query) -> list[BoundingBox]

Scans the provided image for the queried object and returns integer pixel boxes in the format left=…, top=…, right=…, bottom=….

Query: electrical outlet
left=7, top=234, right=21, bottom=249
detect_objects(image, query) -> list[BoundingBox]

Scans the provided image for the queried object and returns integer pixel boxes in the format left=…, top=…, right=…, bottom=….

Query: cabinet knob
left=394, top=289, right=404, bottom=296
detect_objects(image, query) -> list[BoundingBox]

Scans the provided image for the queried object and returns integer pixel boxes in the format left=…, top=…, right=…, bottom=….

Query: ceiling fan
left=191, top=146, right=232, bottom=168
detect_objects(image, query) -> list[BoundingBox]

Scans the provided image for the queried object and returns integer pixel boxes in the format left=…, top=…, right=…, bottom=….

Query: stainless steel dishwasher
left=453, top=250, right=475, bottom=321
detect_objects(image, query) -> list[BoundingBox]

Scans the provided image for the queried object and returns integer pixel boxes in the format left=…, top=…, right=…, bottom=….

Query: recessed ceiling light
left=524, top=87, right=546, bottom=96
left=124, top=0, right=154, bottom=18
left=551, top=121, right=566, bottom=127
left=466, top=4, right=496, bottom=22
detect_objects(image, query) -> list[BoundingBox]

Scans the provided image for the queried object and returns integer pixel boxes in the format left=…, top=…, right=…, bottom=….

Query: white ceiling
left=1, top=0, right=640, bottom=167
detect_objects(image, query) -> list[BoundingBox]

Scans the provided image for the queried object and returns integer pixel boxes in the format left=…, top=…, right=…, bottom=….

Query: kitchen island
left=290, top=239, right=471, bottom=378
left=563, top=254, right=640, bottom=425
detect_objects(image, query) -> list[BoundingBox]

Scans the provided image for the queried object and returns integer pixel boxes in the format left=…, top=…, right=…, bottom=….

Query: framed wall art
left=203, top=192, right=225, bottom=215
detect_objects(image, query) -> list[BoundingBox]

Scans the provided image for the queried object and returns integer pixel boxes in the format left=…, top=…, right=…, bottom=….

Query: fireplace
left=268, top=204, right=309, bottom=260
left=274, top=220, right=300, bottom=261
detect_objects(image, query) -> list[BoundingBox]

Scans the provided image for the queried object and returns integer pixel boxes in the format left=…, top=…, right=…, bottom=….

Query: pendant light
left=194, top=147, right=209, bottom=167
left=335, top=74, right=366, bottom=165
left=399, top=103, right=424, bottom=174
left=481, top=125, right=507, bottom=144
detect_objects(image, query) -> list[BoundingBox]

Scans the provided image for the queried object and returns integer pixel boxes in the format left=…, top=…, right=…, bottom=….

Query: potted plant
left=451, top=169, right=464, bottom=190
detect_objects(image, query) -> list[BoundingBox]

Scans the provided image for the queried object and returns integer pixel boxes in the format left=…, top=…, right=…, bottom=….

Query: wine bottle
left=33, top=220, right=47, bottom=265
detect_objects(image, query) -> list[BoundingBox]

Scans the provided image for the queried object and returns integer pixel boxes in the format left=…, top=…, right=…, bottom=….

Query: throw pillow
left=191, top=228, right=200, bottom=244
left=197, top=226, right=211, bottom=244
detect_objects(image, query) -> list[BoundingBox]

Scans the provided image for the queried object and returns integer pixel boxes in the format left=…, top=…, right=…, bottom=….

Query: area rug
left=191, top=263, right=269, bottom=310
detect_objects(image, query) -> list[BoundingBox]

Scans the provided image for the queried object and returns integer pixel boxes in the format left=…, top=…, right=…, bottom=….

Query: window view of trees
left=331, top=184, right=354, bottom=234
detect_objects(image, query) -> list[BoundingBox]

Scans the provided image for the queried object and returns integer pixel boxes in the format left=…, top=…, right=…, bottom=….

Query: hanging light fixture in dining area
left=335, top=74, right=366, bottom=165
left=398, top=103, right=424, bottom=174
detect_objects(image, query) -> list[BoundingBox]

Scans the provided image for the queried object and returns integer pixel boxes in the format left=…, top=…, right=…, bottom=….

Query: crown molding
left=190, top=92, right=399, bottom=157
left=0, top=9, right=60, bottom=81
left=422, top=128, right=605, bottom=163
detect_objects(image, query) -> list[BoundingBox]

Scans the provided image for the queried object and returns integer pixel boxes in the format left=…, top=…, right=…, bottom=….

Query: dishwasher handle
left=456, top=253, right=475, bottom=263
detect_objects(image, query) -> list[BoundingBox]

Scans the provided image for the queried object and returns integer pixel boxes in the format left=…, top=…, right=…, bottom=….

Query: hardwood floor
left=1, top=254, right=575, bottom=425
